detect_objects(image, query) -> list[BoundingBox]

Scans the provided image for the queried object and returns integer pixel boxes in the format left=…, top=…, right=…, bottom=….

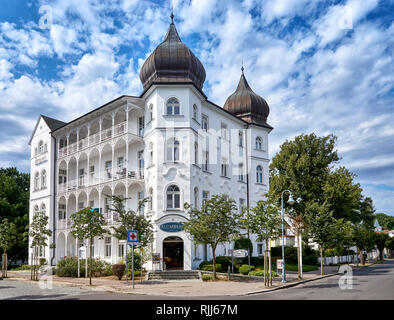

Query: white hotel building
left=28, top=16, right=273, bottom=270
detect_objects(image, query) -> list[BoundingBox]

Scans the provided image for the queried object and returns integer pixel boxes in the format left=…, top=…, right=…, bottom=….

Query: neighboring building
left=28, top=15, right=273, bottom=270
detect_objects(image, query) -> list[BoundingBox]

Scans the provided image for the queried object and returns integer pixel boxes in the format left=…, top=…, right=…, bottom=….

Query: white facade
left=28, top=20, right=273, bottom=270
left=28, top=85, right=272, bottom=269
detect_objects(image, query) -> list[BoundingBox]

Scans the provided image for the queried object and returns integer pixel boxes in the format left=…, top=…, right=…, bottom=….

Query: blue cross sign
left=128, top=230, right=139, bottom=243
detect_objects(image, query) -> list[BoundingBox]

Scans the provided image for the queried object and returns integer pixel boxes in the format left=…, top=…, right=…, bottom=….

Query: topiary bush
left=202, top=274, right=215, bottom=281
left=201, top=264, right=221, bottom=272
left=112, top=264, right=126, bottom=280
left=249, top=269, right=278, bottom=277
left=56, top=257, right=113, bottom=277
left=284, top=247, right=298, bottom=264
left=239, top=264, right=255, bottom=275
left=199, top=260, right=210, bottom=270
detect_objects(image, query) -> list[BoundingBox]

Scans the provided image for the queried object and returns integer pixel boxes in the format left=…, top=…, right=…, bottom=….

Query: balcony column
left=87, top=154, right=90, bottom=187
left=125, top=136, right=129, bottom=183
left=66, top=133, right=70, bottom=155
left=98, top=118, right=103, bottom=184
left=87, top=123, right=91, bottom=148
left=111, top=112, right=115, bottom=181
left=125, top=104, right=129, bottom=134
left=76, top=129, right=80, bottom=151
left=76, top=155, right=79, bottom=189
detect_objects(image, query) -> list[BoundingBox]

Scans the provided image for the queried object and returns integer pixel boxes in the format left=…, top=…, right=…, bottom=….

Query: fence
left=318, top=251, right=379, bottom=265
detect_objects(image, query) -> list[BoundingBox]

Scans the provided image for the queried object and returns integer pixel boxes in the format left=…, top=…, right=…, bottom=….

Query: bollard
left=227, top=265, right=230, bottom=281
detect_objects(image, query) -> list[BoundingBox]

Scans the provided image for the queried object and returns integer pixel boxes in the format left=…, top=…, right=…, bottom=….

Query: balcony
left=103, top=212, right=120, bottom=225
left=57, top=218, right=72, bottom=229
left=58, top=121, right=133, bottom=159
left=57, top=168, right=144, bottom=194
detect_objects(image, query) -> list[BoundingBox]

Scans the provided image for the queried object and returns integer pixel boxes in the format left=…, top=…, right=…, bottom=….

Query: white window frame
left=166, top=98, right=180, bottom=115
left=166, top=185, right=181, bottom=209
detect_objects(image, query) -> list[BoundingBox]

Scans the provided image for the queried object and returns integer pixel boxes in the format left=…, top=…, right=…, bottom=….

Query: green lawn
left=285, top=264, right=319, bottom=272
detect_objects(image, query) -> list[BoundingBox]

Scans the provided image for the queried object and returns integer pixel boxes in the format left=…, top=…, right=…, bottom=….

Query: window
left=58, top=204, right=66, bottom=220
left=256, top=137, right=262, bottom=150
left=239, top=198, right=245, bottom=214
left=138, top=191, right=144, bottom=214
left=41, top=170, right=46, bottom=188
left=79, top=168, right=85, bottom=186
left=138, top=116, right=144, bottom=136
left=149, top=104, right=153, bottom=122
left=256, top=165, right=263, bottom=184
left=166, top=185, right=180, bottom=209
left=41, top=203, right=46, bottom=214
left=89, top=165, right=95, bottom=175
left=138, top=151, right=144, bottom=178
left=118, top=243, right=125, bottom=257
left=202, top=191, right=209, bottom=205
left=221, top=123, right=228, bottom=140
left=166, top=138, right=180, bottom=162
left=193, top=104, right=197, bottom=120
left=117, top=157, right=124, bottom=170
left=78, top=202, right=84, bottom=210
left=104, top=197, right=110, bottom=213
left=166, top=98, right=180, bottom=115
left=34, top=205, right=39, bottom=215
left=202, top=151, right=209, bottom=171
left=34, top=172, right=40, bottom=190
left=238, top=163, right=244, bottom=182
left=89, top=200, right=94, bottom=208
left=149, top=142, right=153, bottom=166
left=148, top=188, right=153, bottom=211
left=239, top=131, right=243, bottom=147
left=44, top=143, right=47, bottom=152
left=38, top=141, right=44, bottom=154
left=201, top=114, right=208, bottom=131
left=105, top=237, right=111, bottom=257
left=194, top=142, right=198, bottom=165
left=105, top=161, right=112, bottom=179
left=34, top=148, right=38, bottom=156
left=257, top=243, right=263, bottom=255
left=221, top=159, right=228, bottom=177
left=194, top=187, right=199, bottom=208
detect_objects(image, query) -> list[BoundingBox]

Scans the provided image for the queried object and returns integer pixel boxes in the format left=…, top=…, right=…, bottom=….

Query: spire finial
left=171, top=3, right=174, bottom=23
left=241, top=58, right=244, bottom=73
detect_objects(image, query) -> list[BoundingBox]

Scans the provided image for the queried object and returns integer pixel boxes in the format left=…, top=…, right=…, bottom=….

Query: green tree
left=29, top=211, right=54, bottom=280
left=0, top=167, right=29, bottom=263
left=0, top=218, right=17, bottom=277
left=70, top=207, right=107, bottom=285
left=375, top=213, right=394, bottom=230
left=109, top=195, right=154, bottom=247
left=304, top=201, right=334, bottom=275
left=183, top=195, right=240, bottom=279
left=374, top=233, right=389, bottom=261
left=353, top=226, right=375, bottom=265
left=243, top=199, right=281, bottom=286
left=358, top=197, right=376, bottom=230
left=329, top=219, right=354, bottom=269
left=323, top=167, right=363, bottom=223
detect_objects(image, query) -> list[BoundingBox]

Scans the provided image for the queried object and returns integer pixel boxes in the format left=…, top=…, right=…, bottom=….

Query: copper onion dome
left=139, top=14, right=206, bottom=90
left=223, top=67, right=270, bottom=126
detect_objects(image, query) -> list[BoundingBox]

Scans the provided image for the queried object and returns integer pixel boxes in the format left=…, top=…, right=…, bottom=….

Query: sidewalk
left=6, top=267, right=341, bottom=297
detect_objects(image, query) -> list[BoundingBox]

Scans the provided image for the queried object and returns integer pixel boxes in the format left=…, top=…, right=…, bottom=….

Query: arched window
left=166, top=185, right=180, bottom=209
left=149, top=142, right=153, bottom=165
left=38, top=140, right=44, bottom=154
left=166, top=98, right=180, bottom=115
left=194, top=142, right=198, bottom=165
left=256, top=137, right=262, bottom=150
left=34, top=172, right=40, bottom=190
left=239, top=131, right=243, bottom=147
left=148, top=188, right=153, bottom=211
left=41, top=170, right=46, bottom=188
left=41, top=203, right=46, bottom=214
left=256, top=165, right=263, bottom=184
left=149, top=104, right=153, bottom=122
left=34, top=205, right=39, bottom=215
left=166, top=138, right=180, bottom=162
left=193, top=104, right=197, bottom=120
left=194, top=187, right=199, bottom=208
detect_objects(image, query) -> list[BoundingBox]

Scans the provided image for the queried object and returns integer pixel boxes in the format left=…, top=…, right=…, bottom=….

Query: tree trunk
left=359, top=248, right=365, bottom=265
left=2, top=252, right=7, bottom=278
left=89, top=237, right=93, bottom=285
left=268, top=241, right=272, bottom=287
left=297, top=233, right=302, bottom=280
left=264, top=248, right=267, bottom=286
left=320, top=246, right=324, bottom=276
left=212, top=245, right=216, bottom=279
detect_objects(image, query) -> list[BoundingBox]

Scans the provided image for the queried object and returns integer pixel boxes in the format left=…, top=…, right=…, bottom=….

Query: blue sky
left=0, top=0, right=393, bottom=215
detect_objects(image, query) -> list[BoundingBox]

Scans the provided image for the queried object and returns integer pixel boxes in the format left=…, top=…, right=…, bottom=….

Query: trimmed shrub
left=112, top=264, right=126, bottom=280
left=199, top=260, right=210, bottom=270
left=239, top=264, right=255, bottom=275
left=250, top=270, right=278, bottom=277
left=202, top=274, right=215, bottom=281
left=212, top=256, right=232, bottom=272
left=56, top=257, right=113, bottom=278
left=201, top=264, right=221, bottom=272
left=284, top=247, right=298, bottom=264
left=270, top=247, right=282, bottom=257
left=303, top=254, right=318, bottom=266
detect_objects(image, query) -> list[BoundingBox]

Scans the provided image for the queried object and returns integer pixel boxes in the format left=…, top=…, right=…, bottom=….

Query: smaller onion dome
left=223, top=67, right=270, bottom=126
left=139, top=13, right=206, bottom=91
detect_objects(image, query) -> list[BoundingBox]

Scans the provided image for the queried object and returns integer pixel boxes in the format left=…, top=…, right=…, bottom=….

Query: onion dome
left=139, top=13, right=206, bottom=90
left=223, top=67, right=270, bottom=126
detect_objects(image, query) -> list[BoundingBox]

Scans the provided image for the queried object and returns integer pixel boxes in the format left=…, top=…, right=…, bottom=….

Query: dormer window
left=166, top=98, right=180, bottom=115
left=256, top=137, right=262, bottom=150
left=38, top=141, right=44, bottom=154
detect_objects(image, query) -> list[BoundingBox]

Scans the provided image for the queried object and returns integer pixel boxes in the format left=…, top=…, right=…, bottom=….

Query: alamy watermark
left=338, top=265, right=353, bottom=290
left=38, top=5, right=52, bottom=30
left=38, top=265, right=53, bottom=289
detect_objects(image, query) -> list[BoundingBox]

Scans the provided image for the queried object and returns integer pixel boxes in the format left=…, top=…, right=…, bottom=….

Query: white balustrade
left=101, top=128, right=112, bottom=141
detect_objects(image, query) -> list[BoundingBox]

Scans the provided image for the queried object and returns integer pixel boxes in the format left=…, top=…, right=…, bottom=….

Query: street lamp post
left=280, top=190, right=296, bottom=283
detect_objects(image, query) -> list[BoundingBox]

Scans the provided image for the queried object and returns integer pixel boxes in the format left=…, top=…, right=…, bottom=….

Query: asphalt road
left=1, top=260, right=393, bottom=300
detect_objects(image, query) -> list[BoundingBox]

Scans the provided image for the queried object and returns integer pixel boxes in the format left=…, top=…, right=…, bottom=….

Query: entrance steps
left=147, top=270, right=201, bottom=281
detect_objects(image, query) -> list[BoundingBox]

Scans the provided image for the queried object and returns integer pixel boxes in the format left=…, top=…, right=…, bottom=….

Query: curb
left=5, top=261, right=385, bottom=297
